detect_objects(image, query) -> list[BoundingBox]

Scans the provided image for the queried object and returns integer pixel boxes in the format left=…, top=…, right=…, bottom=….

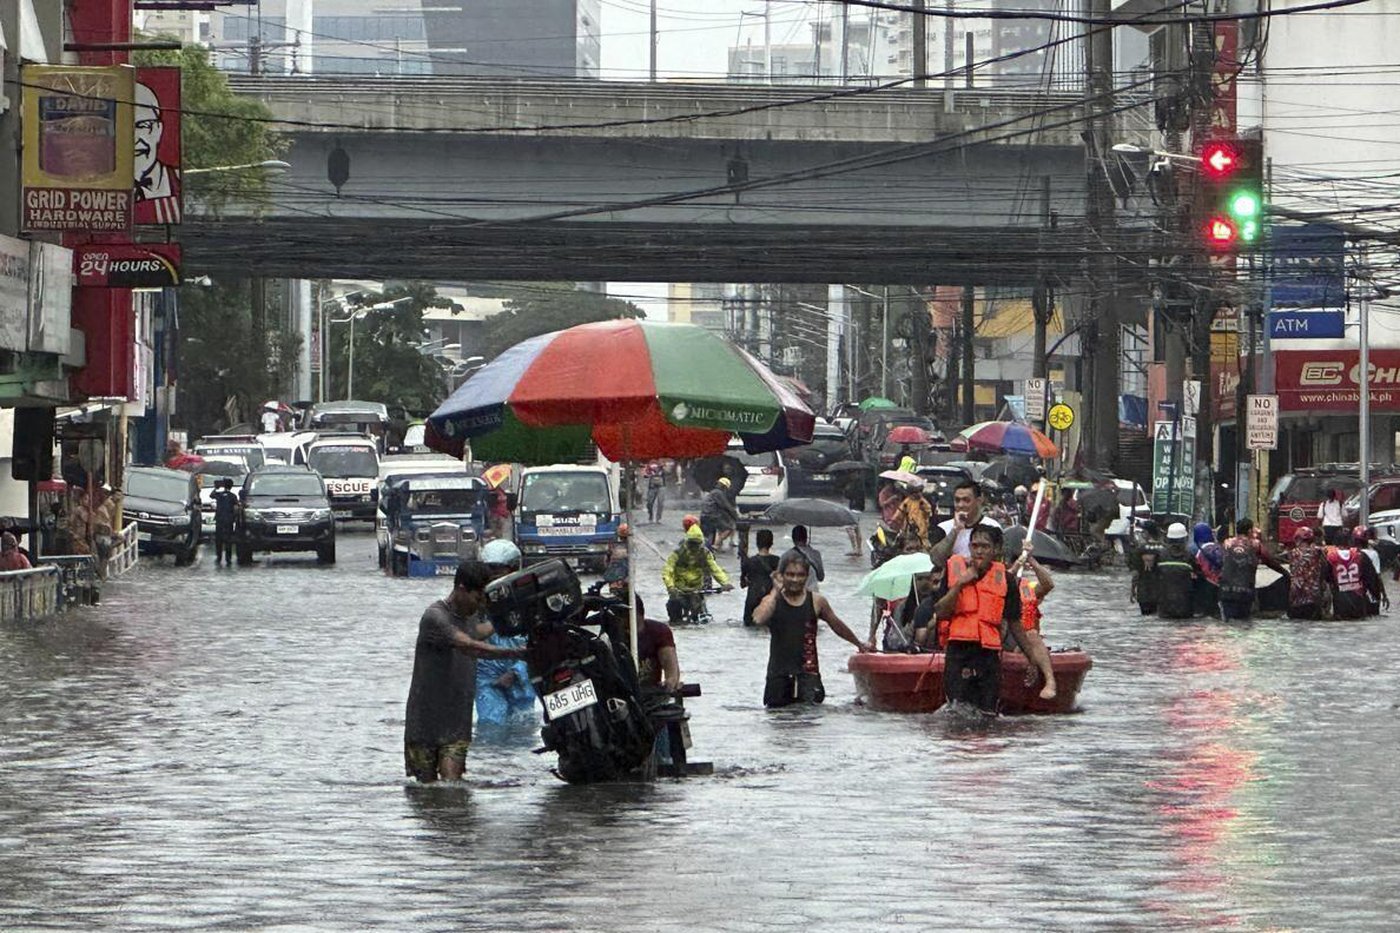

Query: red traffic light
left=1200, top=141, right=1239, bottom=179
left=1205, top=216, right=1237, bottom=246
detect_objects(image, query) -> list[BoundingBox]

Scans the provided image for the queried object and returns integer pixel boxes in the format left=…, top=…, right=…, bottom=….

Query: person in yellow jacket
left=662, top=524, right=733, bottom=623
left=933, top=523, right=1056, bottom=715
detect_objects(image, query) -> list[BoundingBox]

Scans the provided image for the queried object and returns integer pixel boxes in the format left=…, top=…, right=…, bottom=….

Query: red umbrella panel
left=956, top=421, right=1059, bottom=458
left=886, top=425, right=932, bottom=445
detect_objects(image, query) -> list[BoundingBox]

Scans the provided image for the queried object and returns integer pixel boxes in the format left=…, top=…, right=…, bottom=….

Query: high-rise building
left=422, top=0, right=601, bottom=78
left=205, top=0, right=598, bottom=78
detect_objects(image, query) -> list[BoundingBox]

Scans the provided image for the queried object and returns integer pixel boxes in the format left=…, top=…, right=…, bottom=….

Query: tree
left=176, top=279, right=300, bottom=435
left=323, top=284, right=450, bottom=417
left=480, top=285, right=645, bottom=360
left=134, top=43, right=293, bottom=437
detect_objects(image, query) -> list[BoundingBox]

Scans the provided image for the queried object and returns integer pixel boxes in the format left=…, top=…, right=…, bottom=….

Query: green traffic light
left=1228, top=190, right=1261, bottom=219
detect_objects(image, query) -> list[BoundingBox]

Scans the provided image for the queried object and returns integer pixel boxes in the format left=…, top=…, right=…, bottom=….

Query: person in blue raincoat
left=476, top=539, right=537, bottom=727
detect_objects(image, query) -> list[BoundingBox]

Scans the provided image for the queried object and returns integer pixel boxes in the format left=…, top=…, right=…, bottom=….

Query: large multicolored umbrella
left=426, top=320, right=815, bottom=464
left=956, top=421, right=1059, bottom=458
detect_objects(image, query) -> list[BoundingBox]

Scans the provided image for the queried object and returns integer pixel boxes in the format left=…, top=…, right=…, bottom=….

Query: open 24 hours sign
left=74, top=243, right=181, bottom=288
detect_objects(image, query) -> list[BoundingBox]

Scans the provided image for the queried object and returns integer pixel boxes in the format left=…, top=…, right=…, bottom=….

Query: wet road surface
left=3, top=521, right=1400, bottom=930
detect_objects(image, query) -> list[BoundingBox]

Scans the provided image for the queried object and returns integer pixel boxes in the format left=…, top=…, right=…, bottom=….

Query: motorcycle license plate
left=544, top=679, right=598, bottom=720
left=276, top=525, right=298, bottom=535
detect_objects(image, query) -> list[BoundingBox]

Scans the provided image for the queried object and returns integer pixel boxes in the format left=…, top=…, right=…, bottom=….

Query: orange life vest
left=1019, top=578, right=1041, bottom=633
left=939, top=555, right=1007, bottom=650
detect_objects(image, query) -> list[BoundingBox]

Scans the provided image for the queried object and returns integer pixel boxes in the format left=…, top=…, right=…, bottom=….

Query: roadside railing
left=106, top=524, right=140, bottom=578
left=37, top=555, right=102, bottom=608
left=0, top=566, right=60, bottom=623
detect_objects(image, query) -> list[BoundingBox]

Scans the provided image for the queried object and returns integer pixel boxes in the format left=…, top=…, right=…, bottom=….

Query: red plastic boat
left=848, top=649, right=1092, bottom=714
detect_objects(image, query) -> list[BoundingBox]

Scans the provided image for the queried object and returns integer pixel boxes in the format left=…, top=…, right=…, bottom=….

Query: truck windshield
left=309, top=447, right=378, bottom=478
left=406, top=489, right=482, bottom=514
left=126, top=472, right=188, bottom=502
left=521, top=472, right=610, bottom=513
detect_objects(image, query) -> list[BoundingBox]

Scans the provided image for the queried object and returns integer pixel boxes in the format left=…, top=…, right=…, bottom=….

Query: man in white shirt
left=931, top=479, right=1002, bottom=560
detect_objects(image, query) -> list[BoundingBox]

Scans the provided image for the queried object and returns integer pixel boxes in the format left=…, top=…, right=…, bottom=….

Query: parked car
left=1267, top=468, right=1364, bottom=545
left=1342, top=476, right=1400, bottom=528
left=784, top=422, right=854, bottom=496
left=726, top=440, right=789, bottom=513
left=123, top=466, right=201, bottom=565
left=237, top=465, right=336, bottom=565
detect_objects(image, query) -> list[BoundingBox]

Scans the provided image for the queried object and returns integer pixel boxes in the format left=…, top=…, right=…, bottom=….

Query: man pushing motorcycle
left=662, top=523, right=733, bottom=624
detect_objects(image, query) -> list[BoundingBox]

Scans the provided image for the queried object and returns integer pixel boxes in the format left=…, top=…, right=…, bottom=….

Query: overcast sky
left=600, top=0, right=821, bottom=81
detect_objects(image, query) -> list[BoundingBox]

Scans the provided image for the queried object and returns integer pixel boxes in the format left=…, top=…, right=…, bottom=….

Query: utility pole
left=912, top=0, right=928, bottom=88
left=1083, top=0, right=1119, bottom=470
left=649, top=0, right=658, bottom=82
left=839, top=0, right=850, bottom=83
left=961, top=285, right=975, bottom=425
left=1032, top=177, right=1055, bottom=378
left=943, top=0, right=954, bottom=89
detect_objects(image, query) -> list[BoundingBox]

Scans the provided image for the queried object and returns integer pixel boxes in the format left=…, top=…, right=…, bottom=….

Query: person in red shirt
left=0, top=532, right=31, bottom=571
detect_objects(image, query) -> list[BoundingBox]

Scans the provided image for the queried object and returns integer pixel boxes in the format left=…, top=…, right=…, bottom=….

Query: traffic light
left=1198, top=137, right=1264, bottom=251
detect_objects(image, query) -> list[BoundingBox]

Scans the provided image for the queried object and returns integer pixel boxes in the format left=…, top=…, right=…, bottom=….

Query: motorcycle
left=669, top=585, right=726, bottom=626
left=485, top=560, right=655, bottom=784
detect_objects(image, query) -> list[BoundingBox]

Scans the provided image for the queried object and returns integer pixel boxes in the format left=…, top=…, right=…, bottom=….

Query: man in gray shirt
left=404, top=560, right=527, bottom=783
left=781, top=524, right=825, bottom=593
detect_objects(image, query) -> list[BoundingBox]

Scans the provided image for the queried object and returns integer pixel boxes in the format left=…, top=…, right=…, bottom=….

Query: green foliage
left=480, top=285, right=645, bottom=360
left=133, top=42, right=285, bottom=214
left=322, top=284, right=450, bottom=417
left=176, top=279, right=301, bottom=436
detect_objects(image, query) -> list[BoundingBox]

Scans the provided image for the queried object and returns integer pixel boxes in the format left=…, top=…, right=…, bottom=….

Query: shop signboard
left=21, top=65, right=135, bottom=232
left=133, top=67, right=182, bottom=225
left=1151, top=421, right=1196, bottom=515
left=74, top=243, right=181, bottom=288
left=1271, top=224, right=1346, bottom=309
left=1274, top=349, right=1400, bottom=413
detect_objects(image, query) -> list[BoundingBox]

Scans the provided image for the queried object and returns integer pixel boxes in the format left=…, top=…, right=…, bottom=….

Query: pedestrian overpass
left=182, top=76, right=1153, bottom=284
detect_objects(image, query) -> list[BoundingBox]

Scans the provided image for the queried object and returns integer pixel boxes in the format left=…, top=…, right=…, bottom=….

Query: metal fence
left=0, top=566, right=60, bottom=623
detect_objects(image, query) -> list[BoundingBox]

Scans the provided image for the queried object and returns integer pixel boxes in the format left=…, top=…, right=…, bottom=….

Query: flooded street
left=4, top=522, right=1400, bottom=930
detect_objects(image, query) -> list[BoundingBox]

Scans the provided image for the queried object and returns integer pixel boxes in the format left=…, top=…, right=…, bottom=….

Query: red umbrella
left=887, top=425, right=932, bottom=445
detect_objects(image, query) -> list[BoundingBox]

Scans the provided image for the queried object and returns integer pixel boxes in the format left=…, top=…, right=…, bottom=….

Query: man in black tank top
left=752, top=550, right=868, bottom=707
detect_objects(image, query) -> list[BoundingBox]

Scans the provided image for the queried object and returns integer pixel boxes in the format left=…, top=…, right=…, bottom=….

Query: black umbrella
left=1002, top=525, right=1080, bottom=568
left=757, top=498, right=858, bottom=527
left=690, top=455, right=748, bottom=496
left=981, top=456, right=1040, bottom=489
left=826, top=460, right=869, bottom=474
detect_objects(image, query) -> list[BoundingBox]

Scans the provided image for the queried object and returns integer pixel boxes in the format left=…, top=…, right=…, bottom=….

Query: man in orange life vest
left=933, top=524, right=1057, bottom=714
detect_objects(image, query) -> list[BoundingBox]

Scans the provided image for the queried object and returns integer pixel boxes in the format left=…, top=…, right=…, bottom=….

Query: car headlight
left=359, top=494, right=372, bottom=502
left=311, top=509, right=332, bottom=522
left=524, top=545, right=546, bottom=554
left=169, top=513, right=191, bottom=526
left=244, top=508, right=265, bottom=522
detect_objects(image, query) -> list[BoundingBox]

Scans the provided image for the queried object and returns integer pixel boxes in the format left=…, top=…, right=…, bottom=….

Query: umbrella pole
left=621, top=436, right=639, bottom=665
left=1021, top=481, right=1048, bottom=579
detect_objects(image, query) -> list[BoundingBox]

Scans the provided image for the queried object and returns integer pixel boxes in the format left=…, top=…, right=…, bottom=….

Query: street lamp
left=317, top=289, right=368, bottom=403
left=327, top=296, right=412, bottom=400
left=184, top=160, right=291, bottom=176
left=845, top=284, right=891, bottom=397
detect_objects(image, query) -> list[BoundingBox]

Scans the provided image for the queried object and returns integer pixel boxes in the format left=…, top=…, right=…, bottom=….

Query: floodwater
left=3, top=522, right=1400, bottom=931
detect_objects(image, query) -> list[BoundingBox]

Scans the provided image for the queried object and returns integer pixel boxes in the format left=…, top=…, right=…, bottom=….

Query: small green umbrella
left=856, top=552, right=935, bottom=600
left=858, top=396, right=899, bottom=411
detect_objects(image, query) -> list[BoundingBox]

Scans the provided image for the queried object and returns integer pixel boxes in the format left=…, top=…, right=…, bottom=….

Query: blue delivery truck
left=515, top=464, right=620, bottom=573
